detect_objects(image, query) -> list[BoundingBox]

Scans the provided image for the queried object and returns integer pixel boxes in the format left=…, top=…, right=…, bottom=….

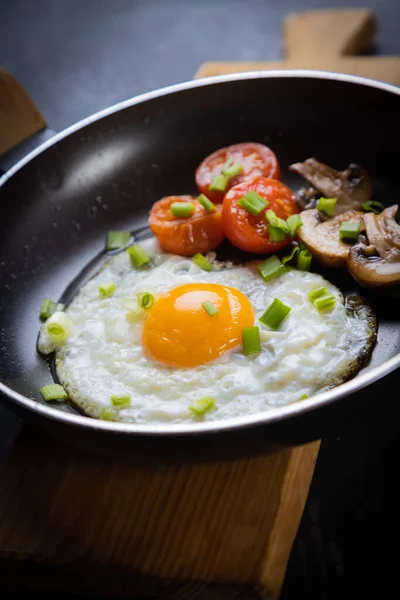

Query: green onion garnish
left=202, top=301, right=218, bottom=316
left=299, top=393, right=309, bottom=401
left=127, top=244, right=150, bottom=268
left=170, top=202, right=195, bottom=218
left=268, top=224, right=286, bottom=242
left=99, top=282, right=116, bottom=298
left=192, top=253, right=213, bottom=272
left=107, top=230, right=131, bottom=251
left=308, top=287, right=327, bottom=303
left=362, top=200, right=384, bottom=214
left=40, top=384, right=68, bottom=402
left=339, top=221, right=360, bottom=240
left=286, top=214, right=303, bottom=237
left=221, top=161, right=243, bottom=179
left=198, top=194, right=216, bottom=212
left=222, top=158, right=234, bottom=171
left=242, top=326, right=261, bottom=356
left=46, top=311, right=73, bottom=342
left=209, top=173, right=228, bottom=193
left=257, top=255, right=286, bottom=281
left=297, top=248, right=312, bottom=271
left=314, top=293, right=336, bottom=311
left=282, top=245, right=300, bottom=265
left=189, top=396, right=215, bottom=416
left=137, top=292, right=154, bottom=310
left=39, top=299, right=58, bottom=321
left=265, top=210, right=289, bottom=233
left=238, top=191, right=268, bottom=216
left=111, top=394, right=131, bottom=408
left=101, top=407, right=117, bottom=421
left=317, top=197, right=337, bottom=217
left=259, top=298, right=291, bottom=330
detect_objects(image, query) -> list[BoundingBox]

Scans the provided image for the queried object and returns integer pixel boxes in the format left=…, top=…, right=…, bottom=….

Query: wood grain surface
left=0, top=427, right=319, bottom=599
left=196, top=9, right=400, bottom=85
left=0, top=68, right=46, bottom=157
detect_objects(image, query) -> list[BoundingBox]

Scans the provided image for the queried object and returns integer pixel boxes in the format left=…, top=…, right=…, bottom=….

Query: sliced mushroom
left=298, top=209, right=365, bottom=268
left=347, top=205, right=400, bottom=289
left=290, top=158, right=372, bottom=215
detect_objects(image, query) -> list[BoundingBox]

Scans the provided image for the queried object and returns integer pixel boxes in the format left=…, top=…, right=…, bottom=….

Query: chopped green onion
left=339, top=221, right=360, bottom=240
left=308, top=287, right=327, bottom=303
left=39, top=299, right=57, bottom=321
left=101, top=407, right=117, bottom=421
left=111, top=394, right=131, bottom=408
left=198, top=194, right=216, bottom=212
left=297, top=248, right=312, bottom=271
left=257, top=255, right=286, bottom=281
left=314, top=293, right=336, bottom=311
left=107, top=230, right=131, bottom=251
left=209, top=173, right=228, bottom=192
left=286, top=214, right=303, bottom=237
left=238, top=191, right=268, bottom=216
left=265, top=210, right=289, bottom=233
left=189, top=396, right=215, bottom=416
left=202, top=301, right=218, bottom=316
left=98, top=282, right=116, bottom=298
left=317, top=197, right=337, bottom=217
left=221, top=161, right=243, bottom=179
left=170, top=202, right=195, bottom=218
left=282, top=245, right=300, bottom=265
left=137, top=292, right=154, bottom=310
left=40, top=384, right=68, bottom=402
left=46, top=311, right=73, bottom=342
left=192, top=253, right=213, bottom=272
left=222, top=158, right=234, bottom=171
left=362, top=200, right=384, bottom=214
left=127, top=244, right=150, bottom=268
left=259, top=298, right=291, bottom=330
left=242, top=326, right=261, bottom=356
left=268, top=224, right=286, bottom=242
left=299, top=393, right=309, bottom=401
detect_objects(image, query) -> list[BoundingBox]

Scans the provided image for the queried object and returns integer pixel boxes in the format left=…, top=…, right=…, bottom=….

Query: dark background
left=1, top=0, right=400, bottom=598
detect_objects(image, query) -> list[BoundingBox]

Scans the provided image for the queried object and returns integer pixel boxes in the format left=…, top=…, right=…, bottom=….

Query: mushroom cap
left=290, top=158, right=372, bottom=215
left=347, top=205, right=400, bottom=289
left=297, top=209, right=365, bottom=268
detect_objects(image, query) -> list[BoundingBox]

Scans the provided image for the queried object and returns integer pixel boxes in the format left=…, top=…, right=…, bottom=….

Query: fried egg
left=38, top=238, right=376, bottom=423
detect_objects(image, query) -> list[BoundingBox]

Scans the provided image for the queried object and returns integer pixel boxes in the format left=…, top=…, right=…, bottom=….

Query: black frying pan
left=1, top=71, right=399, bottom=459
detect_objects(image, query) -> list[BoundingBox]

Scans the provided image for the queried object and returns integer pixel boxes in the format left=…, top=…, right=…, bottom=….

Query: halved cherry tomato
left=221, top=177, right=298, bottom=254
left=195, top=142, right=280, bottom=203
left=149, top=195, right=224, bottom=256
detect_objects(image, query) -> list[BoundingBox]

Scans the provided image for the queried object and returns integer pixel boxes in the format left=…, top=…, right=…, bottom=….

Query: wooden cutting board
left=0, top=8, right=398, bottom=600
left=196, top=8, right=400, bottom=84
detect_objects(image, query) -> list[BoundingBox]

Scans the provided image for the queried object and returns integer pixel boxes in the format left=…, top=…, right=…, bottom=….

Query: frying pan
left=1, top=71, right=400, bottom=458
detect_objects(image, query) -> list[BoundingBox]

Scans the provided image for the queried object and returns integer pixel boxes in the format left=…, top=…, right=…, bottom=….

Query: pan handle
left=0, top=69, right=56, bottom=176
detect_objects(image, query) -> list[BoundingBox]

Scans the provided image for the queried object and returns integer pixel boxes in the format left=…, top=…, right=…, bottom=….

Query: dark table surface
left=1, top=1, right=400, bottom=599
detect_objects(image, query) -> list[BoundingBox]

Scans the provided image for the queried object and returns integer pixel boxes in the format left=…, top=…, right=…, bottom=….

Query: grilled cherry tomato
left=221, top=177, right=298, bottom=254
left=195, top=142, right=280, bottom=203
left=149, top=195, right=224, bottom=256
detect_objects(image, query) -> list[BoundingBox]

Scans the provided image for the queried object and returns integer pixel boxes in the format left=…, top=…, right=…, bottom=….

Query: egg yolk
left=142, top=283, right=254, bottom=367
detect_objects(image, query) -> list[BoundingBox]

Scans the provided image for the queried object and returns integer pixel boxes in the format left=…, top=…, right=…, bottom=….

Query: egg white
left=39, top=238, right=373, bottom=423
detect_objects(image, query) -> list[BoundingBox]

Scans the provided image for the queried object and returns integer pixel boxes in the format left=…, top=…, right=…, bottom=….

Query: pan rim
left=1, top=69, right=400, bottom=436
